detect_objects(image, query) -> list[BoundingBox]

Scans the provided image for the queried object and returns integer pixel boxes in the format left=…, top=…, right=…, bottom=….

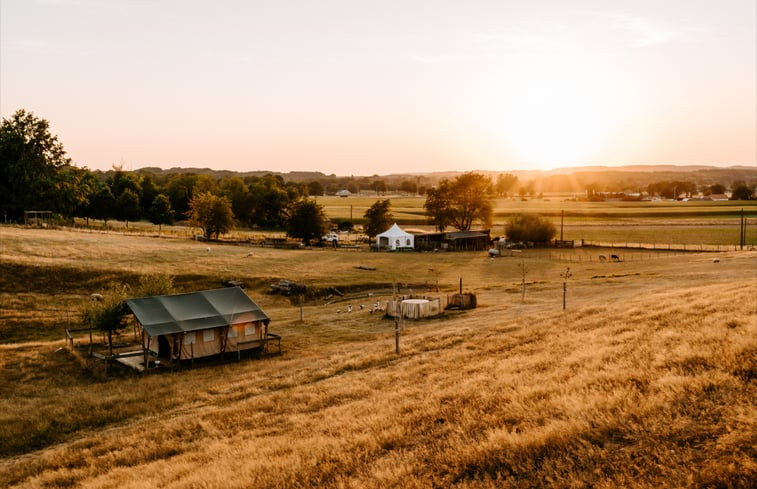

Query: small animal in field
left=713, top=258, right=720, bottom=263
left=599, top=254, right=607, bottom=263
left=206, top=247, right=211, bottom=253
left=90, top=293, right=104, bottom=302
left=611, top=254, right=621, bottom=262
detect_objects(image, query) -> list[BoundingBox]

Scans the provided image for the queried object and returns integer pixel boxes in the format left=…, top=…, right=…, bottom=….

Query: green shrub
left=505, top=213, right=557, bottom=244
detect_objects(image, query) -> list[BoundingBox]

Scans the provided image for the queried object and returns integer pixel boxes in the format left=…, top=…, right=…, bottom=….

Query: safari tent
left=125, top=287, right=274, bottom=363
left=375, top=223, right=414, bottom=251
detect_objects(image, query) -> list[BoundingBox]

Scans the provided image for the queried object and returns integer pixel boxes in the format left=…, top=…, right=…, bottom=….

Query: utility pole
left=519, top=262, right=527, bottom=304
left=560, top=210, right=564, bottom=241
left=740, top=208, right=745, bottom=250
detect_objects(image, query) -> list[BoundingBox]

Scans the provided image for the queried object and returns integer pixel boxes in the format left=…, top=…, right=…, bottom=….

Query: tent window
left=406, top=238, right=411, bottom=246
left=203, top=330, right=215, bottom=342
left=184, top=332, right=196, bottom=345
left=228, top=327, right=238, bottom=338
left=245, top=324, right=256, bottom=336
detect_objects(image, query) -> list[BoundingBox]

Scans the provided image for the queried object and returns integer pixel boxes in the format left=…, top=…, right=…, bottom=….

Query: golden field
left=0, top=226, right=755, bottom=488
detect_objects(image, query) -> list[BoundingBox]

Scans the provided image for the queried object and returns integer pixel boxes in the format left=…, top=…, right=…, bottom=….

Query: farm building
left=125, top=287, right=276, bottom=364
left=375, top=223, right=415, bottom=251
left=414, top=229, right=491, bottom=251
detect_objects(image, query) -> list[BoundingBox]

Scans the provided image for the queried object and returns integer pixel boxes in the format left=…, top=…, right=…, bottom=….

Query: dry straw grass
left=0, top=227, right=755, bottom=488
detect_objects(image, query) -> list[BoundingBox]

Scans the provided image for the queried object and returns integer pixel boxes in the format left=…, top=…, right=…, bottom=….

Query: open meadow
left=67, top=196, right=757, bottom=249
left=0, top=226, right=755, bottom=488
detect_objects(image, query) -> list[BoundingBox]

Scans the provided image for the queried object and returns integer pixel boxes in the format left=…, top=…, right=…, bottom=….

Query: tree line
left=0, top=109, right=519, bottom=240
left=2, top=109, right=752, bottom=246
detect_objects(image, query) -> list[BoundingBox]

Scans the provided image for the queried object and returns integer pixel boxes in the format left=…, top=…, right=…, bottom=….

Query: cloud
left=591, top=12, right=681, bottom=47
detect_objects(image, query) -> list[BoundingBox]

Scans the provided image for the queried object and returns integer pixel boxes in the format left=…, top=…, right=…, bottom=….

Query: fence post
left=394, top=317, right=400, bottom=354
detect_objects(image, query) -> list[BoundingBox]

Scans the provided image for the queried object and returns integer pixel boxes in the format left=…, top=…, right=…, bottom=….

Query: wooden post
left=560, top=209, right=564, bottom=241
left=191, top=342, right=194, bottom=369
left=459, top=277, right=462, bottom=295
left=394, top=316, right=400, bottom=354
left=519, top=262, right=527, bottom=304
left=562, top=267, right=572, bottom=311
left=143, top=334, right=149, bottom=370
left=299, top=294, right=304, bottom=322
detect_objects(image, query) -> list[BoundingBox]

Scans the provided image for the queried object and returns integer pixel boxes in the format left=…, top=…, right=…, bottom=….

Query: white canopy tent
left=375, top=223, right=414, bottom=251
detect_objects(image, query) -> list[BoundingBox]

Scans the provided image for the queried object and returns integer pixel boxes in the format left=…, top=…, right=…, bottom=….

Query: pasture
left=318, top=195, right=757, bottom=246
left=0, top=226, right=755, bottom=488
left=68, top=195, right=757, bottom=248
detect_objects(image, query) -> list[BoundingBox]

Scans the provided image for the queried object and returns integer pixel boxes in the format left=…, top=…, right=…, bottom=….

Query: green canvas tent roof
left=126, top=287, right=269, bottom=336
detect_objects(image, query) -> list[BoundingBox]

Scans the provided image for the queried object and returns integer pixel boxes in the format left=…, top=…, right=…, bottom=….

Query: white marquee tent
left=375, top=223, right=414, bottom=251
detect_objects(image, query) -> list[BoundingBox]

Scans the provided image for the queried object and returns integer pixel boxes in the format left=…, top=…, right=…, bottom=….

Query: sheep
left=246, top=251, right=254, bottom=257
left=90, top=293, right=104, bottom=302
left=347, top=305, right=353, bottom=313
left=610, top=254, right=621, bottom=262
left=359, top=304, right=365, bottom=310
left=206, top=247, right=211, bottom=253
left=713, top=258, right=720, bottom=263
left=599, top=254, right=607, bottom=263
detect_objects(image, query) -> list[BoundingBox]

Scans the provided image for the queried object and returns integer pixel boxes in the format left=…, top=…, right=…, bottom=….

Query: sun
left=499, top=54, right=611, bottom=169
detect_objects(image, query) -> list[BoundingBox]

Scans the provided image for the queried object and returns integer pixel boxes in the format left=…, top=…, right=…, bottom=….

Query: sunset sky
left=1, top=0, right=755, bottom=175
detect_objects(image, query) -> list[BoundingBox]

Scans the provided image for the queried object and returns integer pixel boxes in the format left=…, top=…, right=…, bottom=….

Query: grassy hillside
left=0, top=227, right=755, bottom=488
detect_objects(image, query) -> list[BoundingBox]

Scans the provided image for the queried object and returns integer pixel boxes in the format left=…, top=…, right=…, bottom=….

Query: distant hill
left=129, top=164, right=756, bottom=193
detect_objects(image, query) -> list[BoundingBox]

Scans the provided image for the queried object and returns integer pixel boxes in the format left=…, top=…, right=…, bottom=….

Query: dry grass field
left=0, top=226, right=755, bottom=488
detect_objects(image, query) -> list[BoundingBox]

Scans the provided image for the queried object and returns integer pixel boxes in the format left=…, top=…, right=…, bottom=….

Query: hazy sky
left=1, top=0, right=755, bottom=174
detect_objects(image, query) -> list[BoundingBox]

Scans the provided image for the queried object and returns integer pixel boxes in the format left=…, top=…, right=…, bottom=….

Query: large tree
left=148, top=193, right=174, bottom=234
left=286, top=199, right=328, bottom=245
left=730, top=183, right=754, bottom=200
left=424, top=184, right=455, bottom=231
left=189, top=192, right=235, bottom=240
left=424, top=172, right=495, bottom=231
left=363, top=199, right=393, bottom=244
left=116, top=188, right=142, bottom=226
left=0, top=109, right=77, bottom=220
left=495, top=173, right=519, bottom=197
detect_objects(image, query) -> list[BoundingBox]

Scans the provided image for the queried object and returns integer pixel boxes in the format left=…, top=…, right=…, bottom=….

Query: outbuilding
left=375, top=223, right=415, bottom=251
left=125, top=287, right=277, bottom=365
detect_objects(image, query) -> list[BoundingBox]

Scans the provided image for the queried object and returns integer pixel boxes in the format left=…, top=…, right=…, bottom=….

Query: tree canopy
left=286, top=199, right=328, bottom=245
left=148, top=193, right=174, bottom=232
left=0, top=109, right=82, bottom=220
left=189, top=192, right=235, bottom=240
left=424, top=173, right=495, bottom=231
left=363, top=199, right=393, bottom=242
left=730, top=184, right=754, bottom=200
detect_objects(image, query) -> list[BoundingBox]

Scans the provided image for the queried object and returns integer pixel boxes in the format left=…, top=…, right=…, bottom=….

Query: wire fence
left=579, top=240, right=749, bottom=252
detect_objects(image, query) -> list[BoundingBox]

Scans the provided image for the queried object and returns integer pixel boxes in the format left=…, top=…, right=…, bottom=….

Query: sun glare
left=500, top=53, right=611, bottom=169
